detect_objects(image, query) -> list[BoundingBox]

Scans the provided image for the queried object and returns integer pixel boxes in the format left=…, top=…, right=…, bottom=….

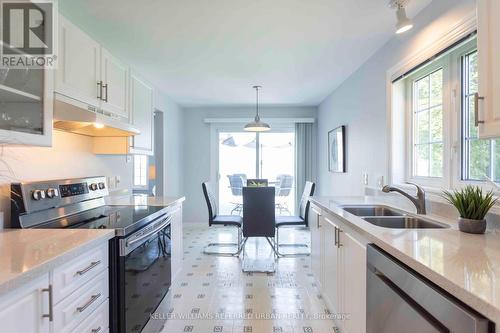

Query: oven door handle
left=126, top=216, right=172, bottom=248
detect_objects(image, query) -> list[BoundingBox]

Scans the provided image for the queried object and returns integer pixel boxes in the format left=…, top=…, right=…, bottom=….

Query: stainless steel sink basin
left=363, top=217, right=449, bottom=229
left=341, top=205, right=404, bottom=217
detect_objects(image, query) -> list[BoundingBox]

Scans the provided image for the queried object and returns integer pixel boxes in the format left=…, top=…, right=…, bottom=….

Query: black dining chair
left=242, top=186, right=277, bottom=272
left=202, top=182, right=244, bottom=256
left=275, top=181, right=315, bottom=257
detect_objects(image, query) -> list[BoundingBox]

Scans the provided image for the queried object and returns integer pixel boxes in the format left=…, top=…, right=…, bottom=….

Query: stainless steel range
left=11, top=176, right=175, bottom=333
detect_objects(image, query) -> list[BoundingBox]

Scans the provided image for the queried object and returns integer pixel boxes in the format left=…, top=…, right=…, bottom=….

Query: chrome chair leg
left=275, top=226, right=310, bottom=257
left=203, top=226, right=245, bottom=256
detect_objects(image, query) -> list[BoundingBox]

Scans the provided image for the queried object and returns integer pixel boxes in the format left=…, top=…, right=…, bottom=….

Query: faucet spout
left=382, top=183, right=426, bottom=214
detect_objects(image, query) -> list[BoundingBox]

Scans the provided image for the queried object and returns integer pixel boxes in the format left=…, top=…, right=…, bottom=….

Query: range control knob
left=46, top=188, right=59, bottom=198
left=98, top=182, right=106, bottom=189
left=32, top=190, right=46, bottom=201
left=89, top=183, right=98, bottom=191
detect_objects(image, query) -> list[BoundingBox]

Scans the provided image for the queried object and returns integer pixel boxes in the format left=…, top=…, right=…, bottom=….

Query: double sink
left=341, top=205, right=449, bottom=229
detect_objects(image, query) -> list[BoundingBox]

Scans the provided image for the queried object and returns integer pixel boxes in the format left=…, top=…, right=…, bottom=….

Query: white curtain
left=295, top=123, right=316, bottom=211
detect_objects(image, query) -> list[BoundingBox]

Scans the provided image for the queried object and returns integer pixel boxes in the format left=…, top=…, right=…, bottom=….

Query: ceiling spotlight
left=390, top=0, right=413, bottom=34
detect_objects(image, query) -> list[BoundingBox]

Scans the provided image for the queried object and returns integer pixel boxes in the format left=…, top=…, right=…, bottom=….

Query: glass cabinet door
left=0, top=68, right=44, bottom=135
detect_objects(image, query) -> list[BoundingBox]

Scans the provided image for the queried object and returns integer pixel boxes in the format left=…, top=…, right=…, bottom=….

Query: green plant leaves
left=442, top=185, right=497, bottom=220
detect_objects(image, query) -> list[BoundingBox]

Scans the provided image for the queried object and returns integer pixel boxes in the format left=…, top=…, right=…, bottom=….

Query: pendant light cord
left=254, top=85, right=261, bottom=121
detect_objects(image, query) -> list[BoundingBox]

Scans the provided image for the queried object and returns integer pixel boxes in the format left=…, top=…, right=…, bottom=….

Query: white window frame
left=404, top=57, right=451, bottom=189
left=391, top=36, right=499, bottom=194
left=386, top=11, right=482, bottom=195
left=133, top=154, right=149, bottom=189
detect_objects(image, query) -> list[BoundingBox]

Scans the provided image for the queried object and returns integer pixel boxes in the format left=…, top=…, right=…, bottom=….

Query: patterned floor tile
left=156, top=224, right=337, bottom=333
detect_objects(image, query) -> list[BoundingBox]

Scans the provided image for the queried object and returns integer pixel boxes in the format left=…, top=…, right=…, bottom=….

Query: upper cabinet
left=56, top=16, right=100, bottom=107
left=101, top=48, right=129, bottom=118
left=56, top=16, right=129, bottom=119
left=477, top=0, right=500, bottom=138
left=0, top=15, right=54, bottom=147
left=0, top=67, right=54, bottom=146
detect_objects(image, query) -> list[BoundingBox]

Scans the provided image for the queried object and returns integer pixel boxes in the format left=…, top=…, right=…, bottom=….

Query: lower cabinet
left=322, top=215, right=341, bottom=315
left=170, top=204, right=184, bottom=281
left=0, top=273, right=50, bottom=333
left=310, top=203, right=367, bottom=333
left=0, top=243, right=109, bottom=333
left=309, top=204, right=323, bottom=288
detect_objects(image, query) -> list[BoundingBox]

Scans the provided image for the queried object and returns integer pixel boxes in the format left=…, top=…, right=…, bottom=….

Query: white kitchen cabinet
left=56, top=16, right=101, bottom=107
left=171, top=204, right=184, bottom=281
left=310, top=207, right=367, bottom=333
left=0, top=273, right=50, bottom=333
left=101, top=47, right=129, bottom=117
left=56, top=15, right=129, bottom=120
left=309, top=204, right=323, bottom=288
left=322, top=215, right=341, bottom=315
left=476, top=0, right=500, bottom=138
left=0, top=244, right=110, bottom=333
left=0, top=67, right=54, bottom=146
left=130, top=73, right=154, bottom=155
left=341, top=230, right=367, bottom=333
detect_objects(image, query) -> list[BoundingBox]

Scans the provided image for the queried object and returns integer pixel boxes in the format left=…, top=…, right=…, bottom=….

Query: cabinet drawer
left=53, top=243, right=108, bottom=303
left=71, top=298, right=109, bottom=333
left=53, top=270, right=109, bottom=333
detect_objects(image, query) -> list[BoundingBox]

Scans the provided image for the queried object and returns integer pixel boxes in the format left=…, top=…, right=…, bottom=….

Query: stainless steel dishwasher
left=367, top=245, right=493, bottom=333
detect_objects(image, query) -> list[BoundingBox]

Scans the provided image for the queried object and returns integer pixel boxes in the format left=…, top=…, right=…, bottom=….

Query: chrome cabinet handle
left=97, top=81, right=103, bottom=100
left=77, top=293, right=101, bottom=313
left=102, top=83, right=108, bottom=102
left=334, top=226, right=338, bottom=246
left=76, top=260, right=101, bottom=276
left=474, top=92, right=485, bottom=127
left=336, top=228, right=343, bottom=248
left=91, top=327, right=102, bottom=333
left=41, top=285, right=53, bottom=321
left=317, top=215, right=321, bottom=228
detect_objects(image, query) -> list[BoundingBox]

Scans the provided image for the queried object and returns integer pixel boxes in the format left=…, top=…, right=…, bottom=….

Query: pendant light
left=244, top=85, right=271, bottom=132
left=390, top=0, right=413, bottom=34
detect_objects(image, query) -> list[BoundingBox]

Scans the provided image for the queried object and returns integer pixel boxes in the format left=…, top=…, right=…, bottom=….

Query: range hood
left=53, top=94, right=140, bottom=137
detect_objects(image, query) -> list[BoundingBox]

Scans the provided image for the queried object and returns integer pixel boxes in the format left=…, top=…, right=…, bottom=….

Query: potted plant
left=442, top=185, right=497, bottom=234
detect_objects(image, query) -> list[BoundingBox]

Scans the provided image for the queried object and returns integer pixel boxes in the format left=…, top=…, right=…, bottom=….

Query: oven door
left=120, top=215, right=172, bottom=333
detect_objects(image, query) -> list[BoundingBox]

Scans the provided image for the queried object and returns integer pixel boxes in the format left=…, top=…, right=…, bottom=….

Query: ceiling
left=59, top=0, right=432, bottom=107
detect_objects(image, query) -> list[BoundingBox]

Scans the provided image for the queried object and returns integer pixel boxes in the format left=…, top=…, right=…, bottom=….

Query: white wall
left=317, top=0, right=475, bottom=196
left=0, top=131, right=133, bottom=227
left=156, top=92, right=183, bottom=196
left=182, top=106, right=317, bottom=223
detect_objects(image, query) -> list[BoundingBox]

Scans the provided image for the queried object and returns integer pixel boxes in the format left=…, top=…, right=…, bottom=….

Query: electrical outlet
left=363, top=172, right=369, bottom=186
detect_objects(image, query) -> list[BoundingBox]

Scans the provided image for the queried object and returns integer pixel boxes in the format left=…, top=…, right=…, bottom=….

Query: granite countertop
left=309, top=196, right=500, bottom=324
left=0, top=228, right=114, bottom=296
left=105, top=195, right=185, bottom=207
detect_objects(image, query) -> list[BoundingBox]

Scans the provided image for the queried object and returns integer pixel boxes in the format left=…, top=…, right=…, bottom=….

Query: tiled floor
left=157, top=224, right=338, bottom=333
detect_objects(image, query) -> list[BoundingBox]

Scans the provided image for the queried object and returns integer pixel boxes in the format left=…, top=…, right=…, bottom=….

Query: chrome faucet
left=382, top=182, right=426, bottom=214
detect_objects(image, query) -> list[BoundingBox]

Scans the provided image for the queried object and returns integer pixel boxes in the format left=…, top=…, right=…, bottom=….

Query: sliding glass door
left=217, top=129, right=295, bottom=216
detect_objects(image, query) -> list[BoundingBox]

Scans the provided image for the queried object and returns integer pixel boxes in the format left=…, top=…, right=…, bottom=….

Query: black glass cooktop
left=34, top=205, right=169, bottom=236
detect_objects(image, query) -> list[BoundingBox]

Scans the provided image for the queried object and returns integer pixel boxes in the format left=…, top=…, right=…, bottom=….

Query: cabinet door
left=101, top=48, right=129, bottom=118
left=56, top=15, right=100, bottom=106
left=171, top=205, right=184, bottom=281
left=341, top=231, right=367, bottom=333
left=309, top=204, right=323, bottom=288
left=130, top=73, right=154, bottom=154
left=322, top=216, right=340, bottom=315
left=477, top=0, right=500, bottom=138
left=0, top=273, right=50, bottom=333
